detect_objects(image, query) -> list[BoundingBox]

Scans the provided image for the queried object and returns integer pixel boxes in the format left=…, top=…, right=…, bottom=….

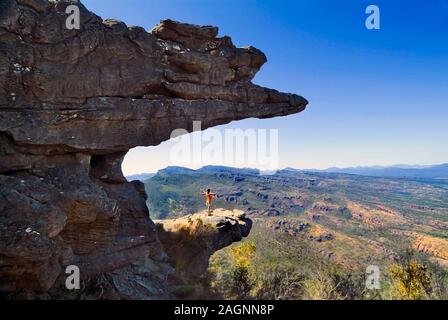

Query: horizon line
left=124, top=162, right=448, bottom=176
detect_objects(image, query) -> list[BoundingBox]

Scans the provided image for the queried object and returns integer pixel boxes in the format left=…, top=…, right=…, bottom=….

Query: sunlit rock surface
left=0, top=0, right=307, bottom=298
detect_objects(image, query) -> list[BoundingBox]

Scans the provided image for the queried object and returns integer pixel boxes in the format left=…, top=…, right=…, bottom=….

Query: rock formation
left=155, top=209, right=252, bottom=279
left=0, top=0, right=308, bottom=298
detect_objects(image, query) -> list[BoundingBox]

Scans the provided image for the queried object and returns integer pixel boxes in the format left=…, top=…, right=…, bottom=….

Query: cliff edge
left=155, top=209, right=252, bottom=279
left=0, top=0, right=307, bottom=299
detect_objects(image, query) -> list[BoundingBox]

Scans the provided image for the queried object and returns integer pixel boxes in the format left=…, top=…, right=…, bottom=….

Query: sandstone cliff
left=0, top=0, right=308, bottom=298
left=155, top=209, right=252, bottom=279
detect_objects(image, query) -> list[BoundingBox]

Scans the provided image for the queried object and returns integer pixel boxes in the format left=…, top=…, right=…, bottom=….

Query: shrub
left=251, top=265, right=304, bottom=299
left=388, top=250, right=431, bottom=300
left=208, top=241, right=256, bottom=299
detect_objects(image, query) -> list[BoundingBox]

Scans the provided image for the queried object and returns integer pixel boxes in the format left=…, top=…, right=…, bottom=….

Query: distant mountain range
left=308, top=163, right=448, bottom=180
left=126, top=163, right=448, bottom=181
left=126, top=166, right=261, bottom=181
left=126, top=173, right=155, bottom=181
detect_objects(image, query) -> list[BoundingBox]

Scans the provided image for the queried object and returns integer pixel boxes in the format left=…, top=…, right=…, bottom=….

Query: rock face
left=155, top=209, right=252, bottom=278
left=0, top=0, right=308, bottom=298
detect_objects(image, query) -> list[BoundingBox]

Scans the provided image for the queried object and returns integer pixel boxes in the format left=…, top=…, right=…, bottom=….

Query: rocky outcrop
left=0, top=0, right=308, bottom=298
left=155, top=209, right=252, bottom=278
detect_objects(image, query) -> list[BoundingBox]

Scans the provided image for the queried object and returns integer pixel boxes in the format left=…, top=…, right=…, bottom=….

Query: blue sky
left=81, top=0, right=448, bottom=174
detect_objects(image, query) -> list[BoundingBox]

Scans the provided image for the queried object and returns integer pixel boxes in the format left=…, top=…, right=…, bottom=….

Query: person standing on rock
left=200, top=189, right=217, bottom=215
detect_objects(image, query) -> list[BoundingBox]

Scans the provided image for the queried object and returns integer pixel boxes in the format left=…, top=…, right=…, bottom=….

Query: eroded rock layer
left=155, top=209, right=252, bottom=279
left=0, top=0, right=308, bottom=298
